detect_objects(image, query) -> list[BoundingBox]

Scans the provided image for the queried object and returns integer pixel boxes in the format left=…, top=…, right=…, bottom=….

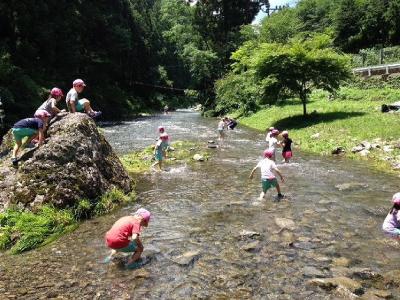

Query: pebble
left=240, top=241, right=260, bottom=252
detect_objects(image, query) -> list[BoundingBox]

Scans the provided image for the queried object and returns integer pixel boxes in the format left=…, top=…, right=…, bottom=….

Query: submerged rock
left=274, top=217, right=296, bottom=231
left=193, top=154, right=204, bottom=161
left=0, top=113, right=132, bottom=210
left=335, top=182, right=368, bottom=191
left=171, top=250, right=201, bottom=266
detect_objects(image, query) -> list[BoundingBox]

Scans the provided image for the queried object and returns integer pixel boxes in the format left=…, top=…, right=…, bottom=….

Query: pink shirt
left=105, top=216, right=142, bottom=249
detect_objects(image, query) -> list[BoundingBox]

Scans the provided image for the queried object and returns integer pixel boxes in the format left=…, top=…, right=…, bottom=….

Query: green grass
left=120, top=140, right=208, bottom=174
left=0, top=188, right=136, bottom=254
left=239, top=86, right=400, bottom=174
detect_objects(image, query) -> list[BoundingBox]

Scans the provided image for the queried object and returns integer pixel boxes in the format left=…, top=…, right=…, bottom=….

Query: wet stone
left=332, top=257, right=351, bottom=267
left=240, top=241, right=260, bottom=252
left=303, top=266, right=326, bottom=278
left=351, top=267, right=382, bottom=280
left=361, top=289, right=392, bottom=299
left=239, top=230, right=261, bottom=238
left=171, top=250, right=201, bottom=266
left=274, top=218, right=296, bottom=231
left=335, top=182, right=369, bottom=191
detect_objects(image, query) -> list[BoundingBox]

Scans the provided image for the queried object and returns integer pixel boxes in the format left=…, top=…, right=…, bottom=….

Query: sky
left=253, top=0, right=298, bottom=24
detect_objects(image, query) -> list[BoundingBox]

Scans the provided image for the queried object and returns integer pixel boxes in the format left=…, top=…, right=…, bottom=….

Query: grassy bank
left=121, top=140, right=209, bottom=175
left=0, top=188, right=135, bottom=254
left=238, top=86, right=400, bottom=174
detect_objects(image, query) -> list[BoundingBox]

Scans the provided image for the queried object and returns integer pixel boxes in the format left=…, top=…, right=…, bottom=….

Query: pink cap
left=35, top=110, right=51, bottom=118
left=73, top=79, right=86, bottom=87
left=263, top=149, right=274, bottom=158
left=135, top=208, right=151, bottom=222
left=281, top=130, right=289, bottom=137
left=160, top=133, right=169, bottom=140
left=50, top=87, right=63, bottom=97
left=158, top=126, right=165, bottom=132
left=392, top=193, right=400, bottom=205
left=271, top=129, right=279, bottom=136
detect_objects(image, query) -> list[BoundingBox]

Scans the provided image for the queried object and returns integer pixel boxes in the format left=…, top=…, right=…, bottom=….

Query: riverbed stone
left=240, top=241, right=260, bottom=252
left=307, top=277, right=362, bottom=293
left=382, top=270, right=400, bottom=287
left=171, top=250, right=201, bottom=265
left=0, top=113, right=132, bottom=210
left=335, top=182, right=369, bottom=191
left=193, top=154, right=204, bottom=161
left=239, top=230, right=261, bottom=238
left=361, top=289, right=392, bottom=299
left=358, top=149, right=370, bottom=156
left=332, top=257, right=351, bottom=267
left=351, top=268, right=382, bottom=280
left=274, top=217, right=296, bottom=231
left=352, top=145, right=365, bottom=153
left=303, top=266, right=326, bottom=278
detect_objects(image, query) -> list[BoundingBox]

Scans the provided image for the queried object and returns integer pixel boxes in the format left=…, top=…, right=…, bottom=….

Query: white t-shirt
left=256, top=158, right=277, bottom=179
left=268, top=137, right=278, bottom=151
left=218, top=121, right=225, bottom=130
left=265, top=132, right=271, bottom=142
left=66, top=88, right=79, bottom=106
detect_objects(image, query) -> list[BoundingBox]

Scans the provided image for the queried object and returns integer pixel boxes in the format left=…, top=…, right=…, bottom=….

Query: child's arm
left=37, top=128, right=45, bottom=145
left=273, top=167, right=285, bottom=182
left=249, top=166, right=258, bottom=179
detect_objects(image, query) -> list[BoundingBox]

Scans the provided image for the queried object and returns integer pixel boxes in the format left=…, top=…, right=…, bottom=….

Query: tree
left=260, top=7, right=301, bottom=43
left=217, top=34, right=351, bottom=116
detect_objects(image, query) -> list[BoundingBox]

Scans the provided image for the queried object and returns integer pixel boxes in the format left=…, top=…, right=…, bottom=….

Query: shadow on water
left=272, top=111, right=366, bottom=130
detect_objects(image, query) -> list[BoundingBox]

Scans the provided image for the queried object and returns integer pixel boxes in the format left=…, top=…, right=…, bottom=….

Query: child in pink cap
left=382, top=193, right=400, bottom=239
left=249, top=149, right=285, bottom=201
left=104, top=208, right=151, bottom=268
left=65, top=79, right=101, bottom=118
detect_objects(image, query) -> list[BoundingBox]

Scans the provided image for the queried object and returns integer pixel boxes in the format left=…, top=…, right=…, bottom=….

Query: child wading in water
left=267, top=129, right=280, bottom=161
left=104, top=208, right=151, bottom=268
left=217, top=117, right=227, bottom=141
left=382, top=193, right=400, bottom=239
left=249, top=149, right=285, bottom=201
left=151, top=133, right=169, bottom=171
left=281, top=130, right=293, bottom=163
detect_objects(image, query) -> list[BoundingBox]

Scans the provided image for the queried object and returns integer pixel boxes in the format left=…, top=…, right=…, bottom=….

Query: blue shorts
left=75, top=99, right=88, bottom=112
left=383, top=228, right=400, bottom=238
left=261, top=178, right=277, bottom=192
left=116, top=240, right=137, bottom=253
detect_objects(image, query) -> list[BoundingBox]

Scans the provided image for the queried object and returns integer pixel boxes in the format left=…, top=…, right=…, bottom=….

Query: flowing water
left=1, top=110, right=400, bottom=299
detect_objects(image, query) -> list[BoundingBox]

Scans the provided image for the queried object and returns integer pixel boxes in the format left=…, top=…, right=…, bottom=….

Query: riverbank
left=0, top=138, right=209, bottom=254
left=237, top=86, right=400, bottom=175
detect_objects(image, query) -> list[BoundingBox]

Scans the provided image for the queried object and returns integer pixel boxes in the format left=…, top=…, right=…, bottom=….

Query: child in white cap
left=382, top=193, right=400, bottom=239
left=65, top=79, right=101, bottom=118
left=104, top=208, right=151, bottom=268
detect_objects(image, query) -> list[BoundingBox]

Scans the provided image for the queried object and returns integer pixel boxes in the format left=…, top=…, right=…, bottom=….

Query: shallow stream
left=1, top=110, right=399, bottom=299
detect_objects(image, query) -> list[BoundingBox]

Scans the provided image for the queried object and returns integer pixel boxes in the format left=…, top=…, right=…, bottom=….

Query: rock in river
left=0, top=113, right=132, bottom=211
left=275, top=217, right=296, bottom=231
left=171, top=250, right=201, bottom=266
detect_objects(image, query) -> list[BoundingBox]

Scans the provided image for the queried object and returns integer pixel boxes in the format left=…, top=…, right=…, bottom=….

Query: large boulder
left=0, top=113, right=132, bottom=211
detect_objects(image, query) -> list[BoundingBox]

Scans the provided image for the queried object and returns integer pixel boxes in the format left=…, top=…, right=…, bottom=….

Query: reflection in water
left=1, top=110, right=400, bottom=299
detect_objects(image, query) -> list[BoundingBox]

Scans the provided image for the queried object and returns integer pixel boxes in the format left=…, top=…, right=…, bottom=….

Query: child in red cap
left=104, top=208, right=151, bottom=268
left=249, top=149, right=285, bottom=201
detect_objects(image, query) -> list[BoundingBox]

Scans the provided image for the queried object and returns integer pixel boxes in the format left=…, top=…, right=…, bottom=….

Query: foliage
left=0, top=205, right=76, bottom=254
left=0, top=187, right=135, bottom=254
left=216, top=34, right=351, bottom=115
left=260, top=8, right=301, bottom=43
left=238, top=86, right=400, bottom=174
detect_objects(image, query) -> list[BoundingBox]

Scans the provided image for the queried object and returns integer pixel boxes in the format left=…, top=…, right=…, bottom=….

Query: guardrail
left=353, top=63, right=400, bottom=77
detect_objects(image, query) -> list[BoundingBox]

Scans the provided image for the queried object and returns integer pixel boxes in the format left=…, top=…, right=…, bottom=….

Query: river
left=1, top=110, right=399, bottom=299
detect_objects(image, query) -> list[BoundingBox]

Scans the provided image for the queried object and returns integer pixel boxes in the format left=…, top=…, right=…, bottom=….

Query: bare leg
left=275, top=183, right=281, bottom=195
left=258, top=191, right=265, bottom=200
left=83, top=101, right=94, bottom=114
left=126, top=248, right=143, bottom=265
left=12, top=140, right=22, bottom=159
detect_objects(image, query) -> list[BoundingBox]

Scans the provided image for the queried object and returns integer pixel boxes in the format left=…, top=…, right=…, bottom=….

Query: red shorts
left=282, top=151, right=292, bottom=159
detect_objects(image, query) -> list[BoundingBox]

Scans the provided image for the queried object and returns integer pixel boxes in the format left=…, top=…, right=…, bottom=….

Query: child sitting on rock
left=104, top=208, right=151, bottom=269
left=65, top=79, right=101, bottom=118
left=249, top=149, right=285, bottom=201
left=151, top=133, right=169, bottom=171
left=11, top=111, right=51, bottom=166
left=382, top=193, right=400, bottom=239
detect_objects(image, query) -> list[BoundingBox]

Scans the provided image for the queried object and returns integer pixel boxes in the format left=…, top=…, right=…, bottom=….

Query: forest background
left=1, top=0, right=400, bottom=133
